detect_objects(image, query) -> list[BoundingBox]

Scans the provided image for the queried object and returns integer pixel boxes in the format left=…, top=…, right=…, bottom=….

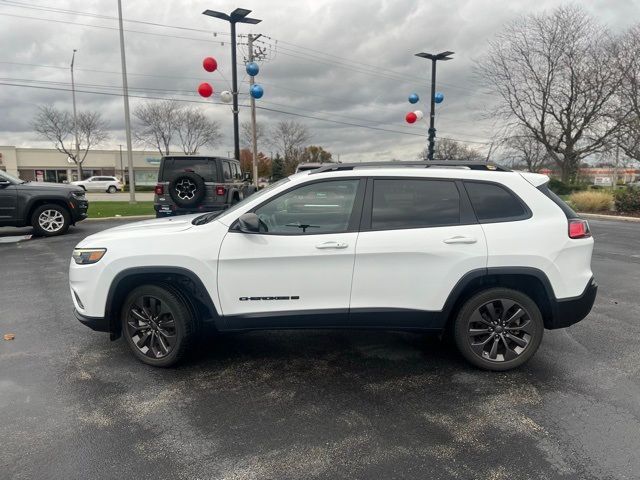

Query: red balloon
left=405, top=112, right=417, bottom=124
left=203, top=57, right=218, bottom=72
left=198, top=82, right=213, bottom=97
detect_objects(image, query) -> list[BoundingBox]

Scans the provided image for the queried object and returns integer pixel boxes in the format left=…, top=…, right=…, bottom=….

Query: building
left=539, top=167, right=640, bottom=184
left=0, top=146, right=163, bottom=185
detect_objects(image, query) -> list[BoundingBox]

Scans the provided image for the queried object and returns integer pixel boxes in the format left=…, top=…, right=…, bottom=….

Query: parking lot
left=1, top=218, right=639, bottom=480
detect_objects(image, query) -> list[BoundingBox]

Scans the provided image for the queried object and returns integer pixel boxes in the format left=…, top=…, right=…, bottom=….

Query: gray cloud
left=0, top=0, right=637, bottom=160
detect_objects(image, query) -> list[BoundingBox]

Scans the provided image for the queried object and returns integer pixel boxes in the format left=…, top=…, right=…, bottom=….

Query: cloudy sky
left=0, top=0, right=638, bottom=162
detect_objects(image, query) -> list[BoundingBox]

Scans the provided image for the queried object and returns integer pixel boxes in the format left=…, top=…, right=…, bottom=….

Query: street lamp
left=203, top=8, right=261, bottom=162
left=415, top=51, right=454, bottom=160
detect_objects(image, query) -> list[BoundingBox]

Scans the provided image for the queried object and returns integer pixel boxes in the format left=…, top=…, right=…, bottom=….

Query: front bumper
left=70, top=199, right=89, bottom=223
left=74, top=309, right=109, bottom=332
left=547, top=277, right=598, bottom=329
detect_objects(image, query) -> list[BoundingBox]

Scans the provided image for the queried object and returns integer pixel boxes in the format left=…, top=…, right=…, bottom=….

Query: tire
left=453, top=288, right=544, bottom=371
left=31, top=204, right=70, bottom=237
left=107, top=185, right=117, bottom=193
left=168, top=173, right=206, bottom=208
left=121, top=284, right=196, bottom=367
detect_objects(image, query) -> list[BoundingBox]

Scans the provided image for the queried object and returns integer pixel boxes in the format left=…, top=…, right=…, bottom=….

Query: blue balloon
left=408, top=93, right=419, bottom=104
left=246, top=62, right=259, bottom=76
left=250, top=84, right=264, bottom=99
left=434, top=92, right=444, bottom=103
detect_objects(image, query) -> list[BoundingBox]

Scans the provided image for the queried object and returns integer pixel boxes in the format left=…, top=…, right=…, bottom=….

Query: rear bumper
left=74, top=309, right=109, bottom=332
left=154, top=204, right=228, bottom=216
left=547, top=277, right=598, bottom=329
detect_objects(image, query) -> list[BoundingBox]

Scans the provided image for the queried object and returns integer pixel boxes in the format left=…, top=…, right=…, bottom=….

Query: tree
left=177, top=108, right=222, bottom=155
left=240, top=120, right=267, bottom=149
left=239, top=148, right=271, bottom=178
left=477, top=6, right=628, bottom=182
left=617, top=25, right=640, bottom=163
left=271, top=153, right=286, bottom=181
left=502, top=130, right=551, bottom=172
left=32, top=105, right=109, bottom=178
left=300, top=145, right=333, bottom=164
left=133, top=100, right=181, bottom=156
left=271, top=120, right=310, bottom=174
left=418, top=138, right=483, bottom=161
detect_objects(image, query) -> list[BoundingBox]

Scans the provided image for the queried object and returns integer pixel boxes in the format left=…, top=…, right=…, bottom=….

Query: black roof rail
left=309, top=161, right=511, bottom=174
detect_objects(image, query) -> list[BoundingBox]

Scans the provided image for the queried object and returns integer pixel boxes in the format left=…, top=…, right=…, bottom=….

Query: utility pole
left=70, top=49, right=81, bottom=181
left=119, top=144, right=125, bottom=185
left=248, top=33, right=262, bottom=188
left=117, top=0, right=136, bottom=203
left=415, top=51, right=454, bottom=160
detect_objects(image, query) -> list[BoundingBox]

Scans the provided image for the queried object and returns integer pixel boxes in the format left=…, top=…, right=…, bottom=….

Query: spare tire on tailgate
left=168, top=172, right=206, bottom=208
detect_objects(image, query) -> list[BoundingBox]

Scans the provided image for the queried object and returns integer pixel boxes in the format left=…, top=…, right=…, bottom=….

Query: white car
left=70, top=161, right=597, bottom=370
left=72, top=176, right=122, bottom=193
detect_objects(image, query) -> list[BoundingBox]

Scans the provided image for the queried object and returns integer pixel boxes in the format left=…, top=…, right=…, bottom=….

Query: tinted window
left=231, top=163, right=241, bottom=180
left=465, top=182, right=527, bottom=222
left=255, top=180, right=360, bottom=234
left=222, top=162, right=232, bottom=181
left=161, top=158, right=218, bottom=182
left=372, top=179, right=460, bottom=229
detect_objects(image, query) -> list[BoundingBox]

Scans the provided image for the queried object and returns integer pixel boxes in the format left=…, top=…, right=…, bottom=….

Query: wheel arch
left=105, top=266, right=221, bottom=340
left=442, top=267, right=556, bottom=330
left=25, top=197, right=71, bottom=224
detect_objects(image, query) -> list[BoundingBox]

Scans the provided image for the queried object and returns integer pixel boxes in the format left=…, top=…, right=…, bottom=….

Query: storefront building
left=0, top=146, right=164, bottom=185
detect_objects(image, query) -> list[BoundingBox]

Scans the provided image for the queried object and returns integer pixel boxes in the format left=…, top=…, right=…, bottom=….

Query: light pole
left=203, top=8, right=261, bottom=162
left=415, top=51, right=454, bottom=160
left=70, top=49, right=81, bottom=180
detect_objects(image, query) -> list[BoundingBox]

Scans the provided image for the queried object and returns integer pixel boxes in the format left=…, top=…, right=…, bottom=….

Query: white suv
left=72, top=176, right=122, bottom=193
left=69, top=162, right=597, bottom=370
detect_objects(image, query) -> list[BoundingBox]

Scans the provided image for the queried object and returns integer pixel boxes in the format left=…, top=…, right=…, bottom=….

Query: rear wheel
left=454, top=288, right=543, bottom=371
left=121, top=284, right=196, bottom=367
left=31, top=204, right=70, bottom=236
left=107, top=185, right=117, bottom=193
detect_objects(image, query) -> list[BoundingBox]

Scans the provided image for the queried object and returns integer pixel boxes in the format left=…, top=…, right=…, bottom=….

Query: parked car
left=70, top=161, right=596, bottom=370
left=153, top=156, right=255, bottom=217
left=72, top=176, right=122, bottom=193
left=0, top=170, right=88, bottom=236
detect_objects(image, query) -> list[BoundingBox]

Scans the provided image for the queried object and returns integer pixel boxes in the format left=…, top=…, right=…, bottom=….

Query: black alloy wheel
left=454, top=288, right=543, bottom=371
left=168, top=172, right=206, bottom=208
left=121, top=284, right=195, bottom=367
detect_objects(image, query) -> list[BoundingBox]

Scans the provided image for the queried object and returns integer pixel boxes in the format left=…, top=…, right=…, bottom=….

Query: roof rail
left=309, top=161, right=511, bottom=174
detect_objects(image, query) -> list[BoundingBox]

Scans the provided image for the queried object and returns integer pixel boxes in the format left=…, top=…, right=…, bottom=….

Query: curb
left=86, top=215, right=155, bottom=221
left=579, top=213, right=640, bottom=223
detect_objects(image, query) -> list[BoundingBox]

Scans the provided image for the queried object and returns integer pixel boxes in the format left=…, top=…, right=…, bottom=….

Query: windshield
left=0, top=170, right=23, bottom=184
left=192, top=177, right=291, bottom=225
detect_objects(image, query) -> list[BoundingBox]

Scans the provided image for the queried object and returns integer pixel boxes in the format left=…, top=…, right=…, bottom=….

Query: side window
left=464, top=181, right=528, bottom=222
left=222, top=162, right=232, bottom=181
left=254, top=180, right=360, bottom=234
left=231, top=163, right=241, bottom=180
left=371, top=179, right=460, bottom=229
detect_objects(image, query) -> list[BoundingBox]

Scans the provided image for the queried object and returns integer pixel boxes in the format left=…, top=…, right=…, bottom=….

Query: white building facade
left=0, top=146, right=164, bottom=185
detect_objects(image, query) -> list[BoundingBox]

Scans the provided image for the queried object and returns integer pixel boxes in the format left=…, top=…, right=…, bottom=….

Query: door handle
left=315, top=241, right=349, bottom=249
left=443, top=235, right=477, bottom=244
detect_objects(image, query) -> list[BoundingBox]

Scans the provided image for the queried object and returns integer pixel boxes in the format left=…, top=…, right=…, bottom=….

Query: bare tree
left=177, top=108, right=223, bottom=155
left=300, top=145, right=333, bottom=164
left=32, top=105, right=109, bottom=178
left=502, top=130, right=551, bottom=172
left=240, top=120, right=267, bottom=149
left=271, top=120, right=311, bottom=174
left=477, top=6, right=628, bottom=182
left=418, top=138, right=484, bottom=161
left=617, top=25, right=640, bottom=162
left=133, top=100, right=181, bottom=156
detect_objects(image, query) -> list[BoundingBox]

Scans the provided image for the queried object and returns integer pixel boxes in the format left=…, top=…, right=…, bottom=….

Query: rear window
left=372, top=179, right=461, bottom=229
left=537, top=184, right=578, bottom=219
left=160, top=158, right=218, bottom=182
left=464, top=181, right=529, bottom=222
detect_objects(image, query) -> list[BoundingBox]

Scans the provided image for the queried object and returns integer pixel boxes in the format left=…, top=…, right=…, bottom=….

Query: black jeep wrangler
left=0, top=170, right=88, bottom=236
left=154, top=156, right=255, bottom=217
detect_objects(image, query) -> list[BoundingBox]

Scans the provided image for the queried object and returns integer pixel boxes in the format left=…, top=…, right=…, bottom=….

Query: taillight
left=154, top=183, right=164, bottom=195
left=215, top=185, right=226, bottom=196
left=568, top=219, right=591, bottom=239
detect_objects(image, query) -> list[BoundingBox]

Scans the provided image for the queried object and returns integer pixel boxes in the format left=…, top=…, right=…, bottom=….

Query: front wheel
left=31, top=204, right=70, bottom=236
left=121, top=284, right=195, bottom=367
left=453, top=288, right=544, bottom=371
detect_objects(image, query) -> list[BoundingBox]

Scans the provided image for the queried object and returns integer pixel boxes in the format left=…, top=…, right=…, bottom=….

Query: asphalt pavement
left=1, top=218, right=639, bottom=480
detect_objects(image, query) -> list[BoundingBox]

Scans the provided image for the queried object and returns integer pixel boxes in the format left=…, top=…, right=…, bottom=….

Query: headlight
left=72, top=248, right=106, bottom=265
left=71, top=190, right=86, bottom=199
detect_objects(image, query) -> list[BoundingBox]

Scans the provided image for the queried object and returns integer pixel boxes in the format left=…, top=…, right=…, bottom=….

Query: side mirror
left=237, top=212, right=260, bottom=233
left=243, top=172, right=251, bottom=182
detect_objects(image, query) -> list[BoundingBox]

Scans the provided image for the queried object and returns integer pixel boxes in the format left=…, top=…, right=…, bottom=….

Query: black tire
left=121, top=284, right=196, bottom=367
left=453, top=288, right=544, bottom=371
left=168, top=172, right=206, bottom=208
left=107, top=185, right=117, bottom=193
left=31, top=204, right=70, bottom=237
